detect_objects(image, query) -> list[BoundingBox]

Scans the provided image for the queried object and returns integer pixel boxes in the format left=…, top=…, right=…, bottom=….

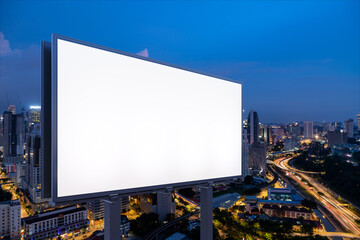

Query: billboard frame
left=50, top=34, right=243, bottom=204
left=41, top=40, right=52, bottom=199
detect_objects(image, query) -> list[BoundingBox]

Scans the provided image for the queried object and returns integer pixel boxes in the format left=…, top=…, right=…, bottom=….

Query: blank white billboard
left=53, top=35, right=242, bottom=201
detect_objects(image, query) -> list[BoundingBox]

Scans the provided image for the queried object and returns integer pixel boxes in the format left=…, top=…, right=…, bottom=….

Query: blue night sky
left=0, top=0, right=359, bottom=123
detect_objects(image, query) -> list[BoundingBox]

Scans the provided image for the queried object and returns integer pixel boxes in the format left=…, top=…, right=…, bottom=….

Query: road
left=274, top=157, right=360, bottom=236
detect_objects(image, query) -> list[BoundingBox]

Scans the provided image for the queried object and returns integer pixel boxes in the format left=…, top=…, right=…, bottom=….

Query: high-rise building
left=247, top=110, right=259, bottom=144
left=249, top=142, right=266, bottom=176
left=357, top=113, right=360, bottom=132
left=156, top=191, right=175, bottom=221
left=87, top=197, right=129, bottom=221
left=327, top=130, right=347, bottom=147
left=344, top=119, right=354, bottom=138
left=139, top=193, right=175, bottom=221
left=261, top=125, right=272, bottom=146
left=303, top=121, right=313, bottom=139
left=8, top=105, right=16, bottom=114
left=0, top=114, right=3, bottom=149
left=242, top=129, right=250, bottom=177
left=322, top=123, right=330, bottom=134
left=26, top=106, right=41, bottom=133
left=284, top=138, right=300, bottom=151
left=290, top=123, right=301, bottom=139
left=24, top=129, right=41, bottom=188
left=21, top=126, right=48, bottom=207
left=329, top=122, right=337, bottom=131
left=2, top=111, right=25, bottom=163
left=0, top=200, right=21, bottom=240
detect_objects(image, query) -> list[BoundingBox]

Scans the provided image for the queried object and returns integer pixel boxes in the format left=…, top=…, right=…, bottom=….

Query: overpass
left=286, top=158, right=323, bottom=176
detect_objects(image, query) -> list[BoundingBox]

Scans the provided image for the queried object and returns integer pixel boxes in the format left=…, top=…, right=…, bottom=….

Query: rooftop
left=0, top=199, right=20, bottom=206
left=23, top=206, right=87, bottom=224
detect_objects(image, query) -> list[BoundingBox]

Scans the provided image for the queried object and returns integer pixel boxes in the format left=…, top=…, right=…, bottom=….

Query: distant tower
left=26, top=106, right=41, bottom=133
left=3, top=111, right=25, bottom=159
left=249, top=142, right=267, bottom=176
left=242, top=128, right=250, bottom=177
left=344, top=119, right=354, bottom=138
left=261, top=125, right=272, bottom=145
left=304, top=121, right=313, bottom=139
left=357, top=113, right=360, bottom=133
left=8, top=105, right=16, bottom=114
left=247, top=110, right=259, bottom=144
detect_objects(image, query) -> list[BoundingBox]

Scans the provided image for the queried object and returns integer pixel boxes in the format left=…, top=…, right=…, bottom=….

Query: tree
left=0, top=188, right=12, bottom=202
left=130, top=212, right=160, bottom=237
left=243, top=187, right=261, bottom=195
left=188, top=226, right=200, bottom=239
left=301, top=199, right=317, bottom=209
left=244, top=175, right=253, bottom=184
left=300, top=223, right=314, bottom=236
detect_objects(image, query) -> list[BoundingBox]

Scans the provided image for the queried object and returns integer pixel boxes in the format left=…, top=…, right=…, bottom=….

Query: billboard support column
left=200, top=183, right=213, bottom=240
left=103, top=195, right=121, bottom=240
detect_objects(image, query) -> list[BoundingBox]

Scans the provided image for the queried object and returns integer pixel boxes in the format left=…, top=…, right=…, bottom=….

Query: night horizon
left=0, top=0, right=359, bottom=123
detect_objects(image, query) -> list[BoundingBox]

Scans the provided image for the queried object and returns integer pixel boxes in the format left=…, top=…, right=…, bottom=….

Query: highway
left=273, top=157, right=360, bottom=236
left=293, top=232, right=360, bottom=239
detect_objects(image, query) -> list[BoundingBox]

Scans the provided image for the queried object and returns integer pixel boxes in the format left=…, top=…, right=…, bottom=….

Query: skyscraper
left=7, top=105, right=16, bottom=114
left=344, top=119, right=354, bottom=138
left=3, top=111, right=25, bottom=163
left=327, top=130, right=347, bottom=147
left=290, top=123, right=301, bottom=139
left=304, top=121, right=313, bottom=139
left=260, top=125, right=272, bottom=146
left=249, top=142, right=266, bottom=176
left=26, top=106, right=41, bottom=133
left=247, top=110, right=259, bottom=144
left=0, top=114, right=3, bottom=148
left=242, top=128, right=250, bottom=177
left=22, top=126, right=48, bottom=207
left=357, top=113, right=360, bottom=133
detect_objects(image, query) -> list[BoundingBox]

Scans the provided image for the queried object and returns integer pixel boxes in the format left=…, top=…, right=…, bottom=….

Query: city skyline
left=0, top=1, right=359, bottom=123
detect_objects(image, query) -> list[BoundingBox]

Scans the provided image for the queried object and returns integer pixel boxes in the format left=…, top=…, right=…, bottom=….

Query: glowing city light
left=30, top=106, right=41, bottom=109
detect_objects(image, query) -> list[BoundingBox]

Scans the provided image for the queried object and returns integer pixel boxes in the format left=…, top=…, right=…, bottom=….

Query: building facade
left=262, top=204, right=311, bottom=220
left=249, top=142, right=266, bottom=176
left=23, top=206, right=89, bottom=240
left=284, top=138, right=299, bottom=151
left=87, top=197, right=129, bottom=221
left=247, top=110, right=259, bottom=144
left=26, top=106, right=41, bottom=133
left=260, top=125, right=273, bottom=146
left=2, top=111, right=25, bottom=162
left=0, top=200, right=21, bottom=239
left=242, top=129, right=250, bottom=177
left=304, top=121, right=313, bottom=139
left=344, top=119, right=354, bottom=138
left=327, top=130, right=347, bottom=147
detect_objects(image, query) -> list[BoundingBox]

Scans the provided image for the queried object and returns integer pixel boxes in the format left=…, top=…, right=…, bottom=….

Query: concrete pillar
left=104, top=196, right=121, bottom=240
left=157, top=190, right=173, bottom=221
left=200, top=185, right=213, bottom=240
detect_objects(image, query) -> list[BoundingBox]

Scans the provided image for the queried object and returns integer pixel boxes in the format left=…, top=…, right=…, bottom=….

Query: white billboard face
left=53, top=35, right=242, bottom=201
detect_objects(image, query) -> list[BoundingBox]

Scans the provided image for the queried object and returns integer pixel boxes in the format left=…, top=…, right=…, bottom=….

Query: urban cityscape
left=1, top=1, right=359, bottom=240
left=1, top=105, right=360, bottom=239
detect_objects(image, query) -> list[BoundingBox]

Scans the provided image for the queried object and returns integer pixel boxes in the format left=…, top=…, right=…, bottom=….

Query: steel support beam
left=200, top=184, right=213, bottom=240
